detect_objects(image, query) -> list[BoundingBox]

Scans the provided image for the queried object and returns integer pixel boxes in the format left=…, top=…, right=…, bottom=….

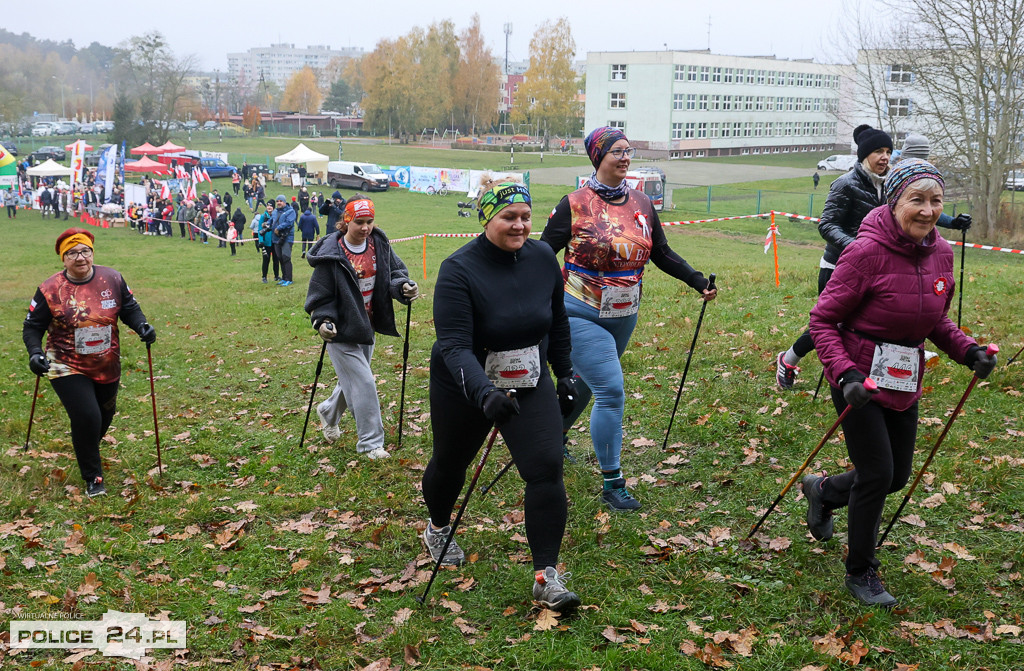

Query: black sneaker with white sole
left=421, top=522, right=465, bottom=566
left=86, top=476, right=107, bottom=498
left=533, top=567, right=581, bottom=613
left=802, top=474, right=833, bottom=541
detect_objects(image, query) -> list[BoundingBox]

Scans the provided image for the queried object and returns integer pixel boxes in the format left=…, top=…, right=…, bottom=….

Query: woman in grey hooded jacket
left=303, top=197, right=418, bottom=459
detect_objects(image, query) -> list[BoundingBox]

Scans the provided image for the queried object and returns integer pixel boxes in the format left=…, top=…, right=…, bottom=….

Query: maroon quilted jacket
left=810, top=204, right=977, bottom=411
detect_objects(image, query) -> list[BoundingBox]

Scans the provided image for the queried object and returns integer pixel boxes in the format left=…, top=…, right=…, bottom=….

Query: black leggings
left=792, top=266, right=835, bottom=358
left=261, top=245, right=279, bottom=279
left=820, top=388, right=917, bottom=575
left=422, top=374, right=567, bottom=570
left=49, top=375, right=120, bottom=482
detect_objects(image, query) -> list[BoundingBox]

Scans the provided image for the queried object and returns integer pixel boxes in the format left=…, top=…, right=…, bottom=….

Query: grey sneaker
left=422, top=523, right=465, bottom=566
left=86, top=476, right=106, bottom=498
left=776, top=351, right=799, bottom=389
left=802, top=474, right=833, bottom=541
left=363, top=447, right=390, bottom=460
left=533, top=567, right=581, bottom=613
left=601, top=478, right=642, bottom=511
left=317, top=405, right=341, bottom=442
left=845, top=568, right=898, bottom=609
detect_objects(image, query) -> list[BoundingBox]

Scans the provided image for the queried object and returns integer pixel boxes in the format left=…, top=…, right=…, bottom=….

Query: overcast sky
left=4, top=0, right=860, bottom=71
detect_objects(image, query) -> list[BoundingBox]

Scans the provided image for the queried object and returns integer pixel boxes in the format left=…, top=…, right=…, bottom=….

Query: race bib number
left=484, top=345, right=541, bottom=389
left=599, top=284, right=641, bottom=318
left=358, top=277, right=375, bottom=308
left=869, top=342, right=920, bottom=392
left=74, top=325, right=112, bottom=355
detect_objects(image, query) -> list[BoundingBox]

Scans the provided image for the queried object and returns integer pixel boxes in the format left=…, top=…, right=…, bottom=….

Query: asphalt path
left=527, top=162, right=814, bottom=188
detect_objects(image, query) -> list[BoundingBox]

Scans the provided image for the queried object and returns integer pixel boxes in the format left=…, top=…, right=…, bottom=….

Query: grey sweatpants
left=318, top=340, right=384, bottom=453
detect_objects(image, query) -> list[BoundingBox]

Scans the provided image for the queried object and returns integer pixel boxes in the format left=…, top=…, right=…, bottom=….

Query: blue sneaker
left=280, top=280, right=293, bottom=286
left=601, top=478, right=641, bottom=511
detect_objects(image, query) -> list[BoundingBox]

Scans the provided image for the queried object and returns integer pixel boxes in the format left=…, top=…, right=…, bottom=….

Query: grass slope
left=1, top=185, right=1022, bottom=670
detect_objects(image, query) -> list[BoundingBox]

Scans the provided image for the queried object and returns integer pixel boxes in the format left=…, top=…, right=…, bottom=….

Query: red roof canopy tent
left=65, top=140, right=94, bottom=151
left=130, top=142, right=162, bottom=155
left=124, top=156, right=170, bottom=175
left=154, top=141, right=186, bottom=153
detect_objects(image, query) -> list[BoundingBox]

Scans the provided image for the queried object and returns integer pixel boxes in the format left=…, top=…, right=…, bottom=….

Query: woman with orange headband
left=304, top=197, right=418, bottom=460
left=22, top=228, right=156, bottom=498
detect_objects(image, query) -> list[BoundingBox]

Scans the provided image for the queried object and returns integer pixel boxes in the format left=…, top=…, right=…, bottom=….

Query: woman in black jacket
left=419, top=179, right=581, bottom=613
left=776, top=124, right=891, bottom=389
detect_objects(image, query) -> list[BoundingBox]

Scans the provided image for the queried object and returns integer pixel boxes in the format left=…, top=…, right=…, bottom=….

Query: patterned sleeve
left=539, top=195, right=572, bottom=255
left=22, top=288, right=51, bottom=357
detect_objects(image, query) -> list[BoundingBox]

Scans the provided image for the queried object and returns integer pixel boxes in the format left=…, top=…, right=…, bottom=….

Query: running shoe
left=533, top=567, right=581, bottom=613
left=776, top=351, right=800, bottom=389
left=422, top=523, right=465, bottom=566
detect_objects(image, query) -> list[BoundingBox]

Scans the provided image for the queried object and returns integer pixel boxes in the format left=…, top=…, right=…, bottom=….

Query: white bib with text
left=869, top=342, right=920, bottom=392
left=484, top=345, right=541, bottom=389
left=599, top=284, right=641, bottom=318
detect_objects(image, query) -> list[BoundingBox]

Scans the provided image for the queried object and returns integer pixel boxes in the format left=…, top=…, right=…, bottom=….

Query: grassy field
left=1, top=169, right=1023, bottom=670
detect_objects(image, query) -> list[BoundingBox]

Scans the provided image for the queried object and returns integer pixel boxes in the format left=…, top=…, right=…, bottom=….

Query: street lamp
left=51, top=76, right=66, bottom=119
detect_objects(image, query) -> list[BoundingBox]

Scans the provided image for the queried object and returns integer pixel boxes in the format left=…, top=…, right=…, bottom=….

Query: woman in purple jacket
left=806, top=159, right=997, bottom=608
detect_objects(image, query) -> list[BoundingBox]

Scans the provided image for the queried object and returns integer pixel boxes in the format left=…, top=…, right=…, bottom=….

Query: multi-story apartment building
left=227, top=44, right=364, bottom=91
left=585, top=50, right=852, bottom=158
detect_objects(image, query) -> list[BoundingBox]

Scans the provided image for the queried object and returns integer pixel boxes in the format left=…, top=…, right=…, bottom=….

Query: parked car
left=183, top=120, right=200, bottom=130
left=95, top=121, right=115, bottom=133
left=326, top=161, right=389, bottom=191
left=84, top=144, right=115, bottom=167
left=817, top=154, right=857, bottom=171
left=1, top=140, right=18, bottom=156
left=198, top=157, right=237, bottom=179
left=79, top=122, right=96, bottom=134
left=202, top=120, right=219, bottom=130
left=29, top=145, right=67, bottom=162
left=55, top=122, right=78, bottom=135
left=1005, top=170, right=1024, bottom=192
left=31, top=122, right=56, bottom=137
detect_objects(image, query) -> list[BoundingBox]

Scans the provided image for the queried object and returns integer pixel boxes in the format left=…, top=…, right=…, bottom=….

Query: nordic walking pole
left=299, top=341, right=328, bottom=451
left=481, top=459, right=515, bottom=495
left=813, top=369, right=826, bottom=401
left=24, top=375, right=41, bottom=449
left=1007, top=343, right=1024, bottom=366
left=747, top=378, right=877, bottom=539
left=417, top=391, right=514, bottom=604
left=956, top=227, right=967, bottom=329
left=663, top=273, right=716, bottom=450
left=398, top=300, right=412, bottom=447
left=877, top=344, right=998, bottom=547
left=146, top=343, right=163, bottom=476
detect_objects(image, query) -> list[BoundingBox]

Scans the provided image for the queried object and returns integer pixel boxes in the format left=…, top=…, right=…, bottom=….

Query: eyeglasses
left=64, top=248, right=93, bottom=260
left=608, top=147, right=636, bottom=160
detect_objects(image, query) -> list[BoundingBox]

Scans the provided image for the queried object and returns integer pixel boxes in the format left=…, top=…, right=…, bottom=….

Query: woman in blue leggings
left=541, top=127, right=716, bottom=511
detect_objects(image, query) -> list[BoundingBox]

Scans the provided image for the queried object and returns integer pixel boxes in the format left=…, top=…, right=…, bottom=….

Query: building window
left=685, top=122, right=695, bottom=139
left=756, top=96, right=765, bottom=111
left=765, top=122, right=774, bottom=136
left=745, top=96, right=754, bottom=111
left=688, top=65, right=698, bottom=81
left=610, top=92, right=626, bottom=109
left=744, top=122, right=752, bottom=137
left=670, top=151, right=680, bottom=159
left=787, top=72, right=795, bottom=86
left=611, top=64, right=627, bottom=80
left=746, top=69, right=756, bottom=84
left=804, top=121, right=812, bottom=135
left=697, top=122, right=708, bottom=138
left=724, top=68, right=733, bottom=83
left=758, top=70, right=766, bottom=85
left=710, top=122, right=720, bottom=138
left=683, top=151, right=692, bottom=158
left=672, top=122, right=683, bottom=140
left=711, top=95, right=721, bottom=111
left=712, top=67, right=722, bottom=82
left=814, top=98, right=821, bottom=112
left=752, top=147, right=761, bottom=154
left=721, top=124, right=731, bottom=138
left=887, top=97, right=911, bottom=117
left=699, top=94, right=708, bottom=110
left=775, top=97, right=784, bottom=111
left=673, top=93, right=684, bottom=110
left=797, top=73, right=805, bottom=87
left=609, top=121, right=626, bottom=130
left=687, top=94, right=696, bottom=110
left=734, top=122, right=743, bottom=136
left=722, top=95, right=732, bottom=111
left=674, top=64, right=686, bottom=81
left=889, top=65, right=912, bottom=83
left=767, top=71, right=776, bottom=86
left=700, top=66, right=710, bottom=82
left=815, top=73, right=823, bottom=87
left=696, top=150, right=705, bottom=158
left=786, top=97, right=794, bottom=111
left=754, top=122, right=763, bottom=137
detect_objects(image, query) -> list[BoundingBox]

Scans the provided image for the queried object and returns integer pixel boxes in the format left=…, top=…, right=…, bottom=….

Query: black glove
left=481, top=390, right=520, bottom=426
left=842, top=379, right=877, bottom=409
left=968, top=346, right=997, bottom=379
left=950, top=214, right=972, bottom=231
left=29, top=353, right=50, bottom=376
left=137, top=323, right=156, bottom=345
left=556, top=376, right=578, bottom=417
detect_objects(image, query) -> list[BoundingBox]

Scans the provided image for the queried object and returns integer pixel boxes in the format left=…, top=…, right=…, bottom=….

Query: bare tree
left=846, top=0, right=1024, bottom=239
left=114, top=31, right=197, bottom=143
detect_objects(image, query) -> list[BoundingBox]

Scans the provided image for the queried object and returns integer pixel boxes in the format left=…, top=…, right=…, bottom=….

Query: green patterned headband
left=478, top=183, right=531, bottom=225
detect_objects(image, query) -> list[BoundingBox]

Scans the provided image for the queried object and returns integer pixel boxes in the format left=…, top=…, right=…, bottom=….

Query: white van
left=326, top=161, right=389, bottom=192
left=817, top=154, right=857, bottom=171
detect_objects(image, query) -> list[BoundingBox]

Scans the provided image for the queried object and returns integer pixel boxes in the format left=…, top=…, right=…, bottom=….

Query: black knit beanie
left=853, top=124, right=894, bottom=162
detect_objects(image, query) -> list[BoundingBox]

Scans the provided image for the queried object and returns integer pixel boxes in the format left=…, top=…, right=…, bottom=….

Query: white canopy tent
left=26, top=159, right=74, bottom=177
left=274, top=143, right=329, bottom=183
